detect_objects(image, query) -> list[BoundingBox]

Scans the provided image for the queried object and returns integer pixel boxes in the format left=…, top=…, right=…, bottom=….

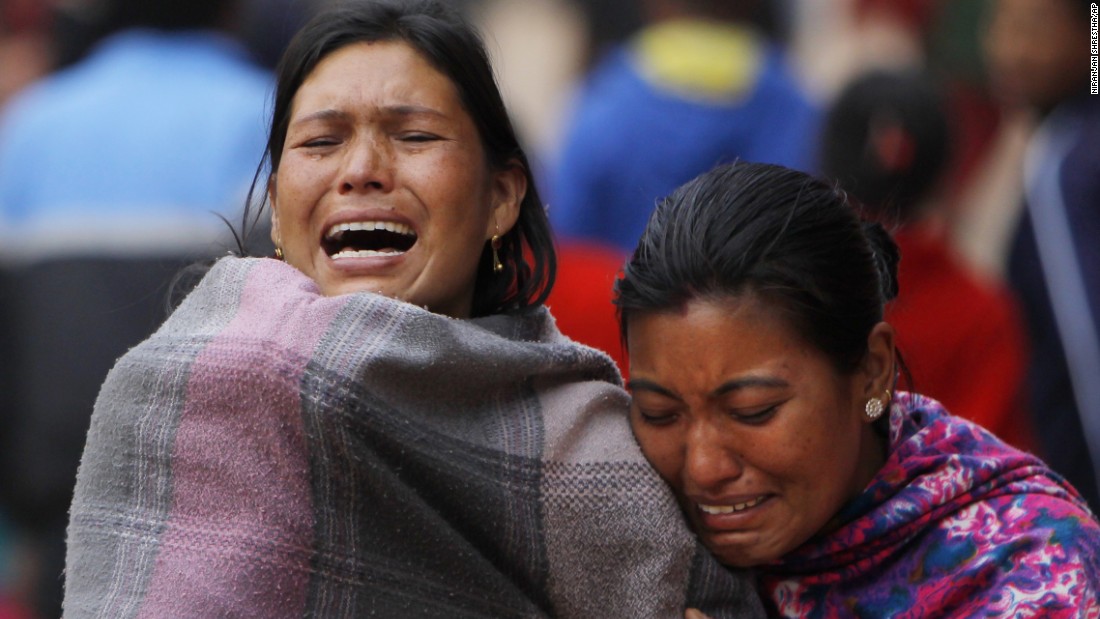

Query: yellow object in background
left=633, top=18, right=764, bottom=103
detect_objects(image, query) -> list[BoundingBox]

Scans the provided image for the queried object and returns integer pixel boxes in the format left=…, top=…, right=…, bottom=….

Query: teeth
left=331, top=249, right=404, bottom=259
left=325, top=221, right=414, bottom=239
left=699, top=496, right=766, bottom=515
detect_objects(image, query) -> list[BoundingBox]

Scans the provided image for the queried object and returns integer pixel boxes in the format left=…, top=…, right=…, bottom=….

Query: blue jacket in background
left=0, top=29, right=271, bottom=256
left=1008, top=94, right=1100, bottom=512
left=548, top=20, right=819, bottom=251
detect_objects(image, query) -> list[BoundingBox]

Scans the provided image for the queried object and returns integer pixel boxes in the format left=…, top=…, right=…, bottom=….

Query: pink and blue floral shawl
left=759, top=392, right=1100, bottom=617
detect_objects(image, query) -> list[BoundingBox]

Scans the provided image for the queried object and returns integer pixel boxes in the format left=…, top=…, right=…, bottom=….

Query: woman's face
left=270, top=40, right=524, bottom=317
left=626, top=296, right=889, bottom=568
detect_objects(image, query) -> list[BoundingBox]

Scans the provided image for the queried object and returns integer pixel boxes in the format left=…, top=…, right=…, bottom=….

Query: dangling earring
left=490, top=234, right=503, bottom=273
left=274, top=246, right=284, bottom=260
left=864, top=389, right=891, bottom=421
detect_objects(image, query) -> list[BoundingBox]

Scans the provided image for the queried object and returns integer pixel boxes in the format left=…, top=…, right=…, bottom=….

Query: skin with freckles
left=269, top=40, right=524, bottom=316
left=626, top=295, right=894, bottom=568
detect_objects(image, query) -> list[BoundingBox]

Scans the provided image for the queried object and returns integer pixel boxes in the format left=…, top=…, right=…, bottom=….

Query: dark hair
left=240, top=0, right=555, bottom=317
left=615, top=161, right=900, bottom=375
left=105, top=0, right=236, bottom=31
left=679, top=0, right=788, bottom=41
left=819, top=70, right=950, bottom=224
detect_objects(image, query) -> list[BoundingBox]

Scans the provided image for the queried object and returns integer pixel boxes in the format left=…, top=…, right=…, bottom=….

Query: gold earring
left=274, top=244, right=284, bottom=261
left=490, top=234, right=503, bottom=273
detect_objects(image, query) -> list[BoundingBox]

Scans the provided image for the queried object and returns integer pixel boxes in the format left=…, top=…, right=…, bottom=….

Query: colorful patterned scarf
left=65, top=257, right=764, bottom=618
left=759, top=392, right=1100, bottom=617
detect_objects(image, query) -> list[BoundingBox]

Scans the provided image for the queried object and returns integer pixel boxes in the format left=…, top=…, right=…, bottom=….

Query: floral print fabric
left=759, top=392, right=1100, bottom=618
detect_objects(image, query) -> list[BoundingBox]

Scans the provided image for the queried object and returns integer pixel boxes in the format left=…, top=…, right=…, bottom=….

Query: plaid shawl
left=64, top=257, right=762, bottom=618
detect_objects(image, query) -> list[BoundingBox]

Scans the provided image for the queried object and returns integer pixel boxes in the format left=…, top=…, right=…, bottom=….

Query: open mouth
left=698, top=495, right=768, bottom=515
left=322, top=221, right=417, bottom=259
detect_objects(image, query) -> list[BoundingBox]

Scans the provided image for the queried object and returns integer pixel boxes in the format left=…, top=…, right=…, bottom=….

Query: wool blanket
left=64, top=257, right=763, bottom=618
left=759, top=392, right=1100, bottom=617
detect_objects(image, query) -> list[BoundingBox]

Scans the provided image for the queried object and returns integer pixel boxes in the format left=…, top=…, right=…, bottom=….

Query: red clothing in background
left=545, top=240, right=628, bottom=377
left=887, top=224, right=1036, bottom=453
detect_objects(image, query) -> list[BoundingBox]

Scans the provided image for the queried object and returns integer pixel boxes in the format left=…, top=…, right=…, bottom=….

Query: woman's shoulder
left=151, top=257, right=620, bottom=385
left=897, top=392, right=1100, bottom=612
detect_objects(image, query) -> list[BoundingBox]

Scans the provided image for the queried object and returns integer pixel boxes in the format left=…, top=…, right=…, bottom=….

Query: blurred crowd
left=0, top=0, right=1096, bottom=616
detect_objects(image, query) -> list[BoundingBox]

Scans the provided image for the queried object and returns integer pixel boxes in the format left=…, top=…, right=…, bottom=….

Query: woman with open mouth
left=617, top=161, right=1100, bottom=617
left=61, top=1, right=766, bottom=617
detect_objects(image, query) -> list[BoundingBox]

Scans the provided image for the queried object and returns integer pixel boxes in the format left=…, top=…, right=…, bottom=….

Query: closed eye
left=731, top=404, right=779, bottom=425
left=398, top=132, right=442, bottom=143
left=299, top=137, right=341, bottom=148
left=636, top=408, right=678, bottom=426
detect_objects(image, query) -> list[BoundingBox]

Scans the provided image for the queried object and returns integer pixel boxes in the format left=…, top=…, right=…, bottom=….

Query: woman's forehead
left=294, top=41, right=457, bottom=108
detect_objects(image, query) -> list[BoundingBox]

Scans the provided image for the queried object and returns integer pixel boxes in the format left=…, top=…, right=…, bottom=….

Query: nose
left=682, top=419, right=743, bottom=493
left=339, top=136, right=393, bottom=193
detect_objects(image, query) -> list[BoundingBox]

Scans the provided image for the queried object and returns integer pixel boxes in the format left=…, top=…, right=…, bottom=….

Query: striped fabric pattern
left=64, top=257, right=763, bottom=618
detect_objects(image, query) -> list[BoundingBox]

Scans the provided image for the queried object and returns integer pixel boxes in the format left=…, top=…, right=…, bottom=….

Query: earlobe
left=857, top=322, right=896, bottom=423
left=270, top=212, right=282, bottom=248
left=268, top=179, right=282, bottom=248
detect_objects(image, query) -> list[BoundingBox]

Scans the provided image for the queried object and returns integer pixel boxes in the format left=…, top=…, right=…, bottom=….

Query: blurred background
left=0, top=0, right=1095, bottom=616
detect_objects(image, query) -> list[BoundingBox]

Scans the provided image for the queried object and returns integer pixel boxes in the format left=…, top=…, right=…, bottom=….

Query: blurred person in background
left=819, top=70, right=1036, bottom=454
left=790, top=0, right=1013, bottom=259
left=540, top=0, right=813, bottom=371
left=983, top=0, right=1100, bottom=511
left=547, top=0, right=817, bottom=253
left=0, top=1, right=52, bottom=617
left=0, top=0, right=271, bottom=235
left=0, top=0, right=52, bottom=109
left=237, top=0, right=324, bottom=70
left=0, top=0, right=273, bottom=615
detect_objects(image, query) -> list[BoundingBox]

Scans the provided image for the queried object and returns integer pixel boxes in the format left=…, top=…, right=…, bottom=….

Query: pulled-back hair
left=615, top=161, right=900, bottom=374
left=242, top=0, right=555, bottom=317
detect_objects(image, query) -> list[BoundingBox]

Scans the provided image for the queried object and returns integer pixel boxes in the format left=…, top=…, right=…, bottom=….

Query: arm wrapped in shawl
left=65, top=257, right=763, bottom=618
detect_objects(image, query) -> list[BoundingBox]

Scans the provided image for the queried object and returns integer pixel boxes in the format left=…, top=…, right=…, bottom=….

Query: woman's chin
left=699, top=527, right=793, bottom=569
left=313, top=250, right=411, bottom=298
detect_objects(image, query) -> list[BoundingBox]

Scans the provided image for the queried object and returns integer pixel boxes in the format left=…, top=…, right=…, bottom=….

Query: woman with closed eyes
left=61, top=2, right=764, bottom=617
left=617, top=161, right=1100, bottom=617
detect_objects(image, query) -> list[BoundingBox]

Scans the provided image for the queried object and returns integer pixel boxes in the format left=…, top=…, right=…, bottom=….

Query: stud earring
left=491, top=234, right=503, bottom=273
left=864, top=396, right=884, bottom=421
left=864, top=389, right=892, bottom=422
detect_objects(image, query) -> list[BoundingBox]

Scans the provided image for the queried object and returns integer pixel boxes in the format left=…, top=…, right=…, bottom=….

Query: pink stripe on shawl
left=138, top=262, right=347, bottom=617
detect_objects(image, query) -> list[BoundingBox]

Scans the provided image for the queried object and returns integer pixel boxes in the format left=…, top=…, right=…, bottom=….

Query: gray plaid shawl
left=65, top=257, right=763, bottom=618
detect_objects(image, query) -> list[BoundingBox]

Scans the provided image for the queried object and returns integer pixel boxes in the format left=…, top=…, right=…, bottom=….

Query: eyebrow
left=625, top=379, right=680, bottom=399
left=712, top=375, right=788, bottom=396
left=290, top=105, right=448, bottom=127
left=626, top=375, right=788, bottom=400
